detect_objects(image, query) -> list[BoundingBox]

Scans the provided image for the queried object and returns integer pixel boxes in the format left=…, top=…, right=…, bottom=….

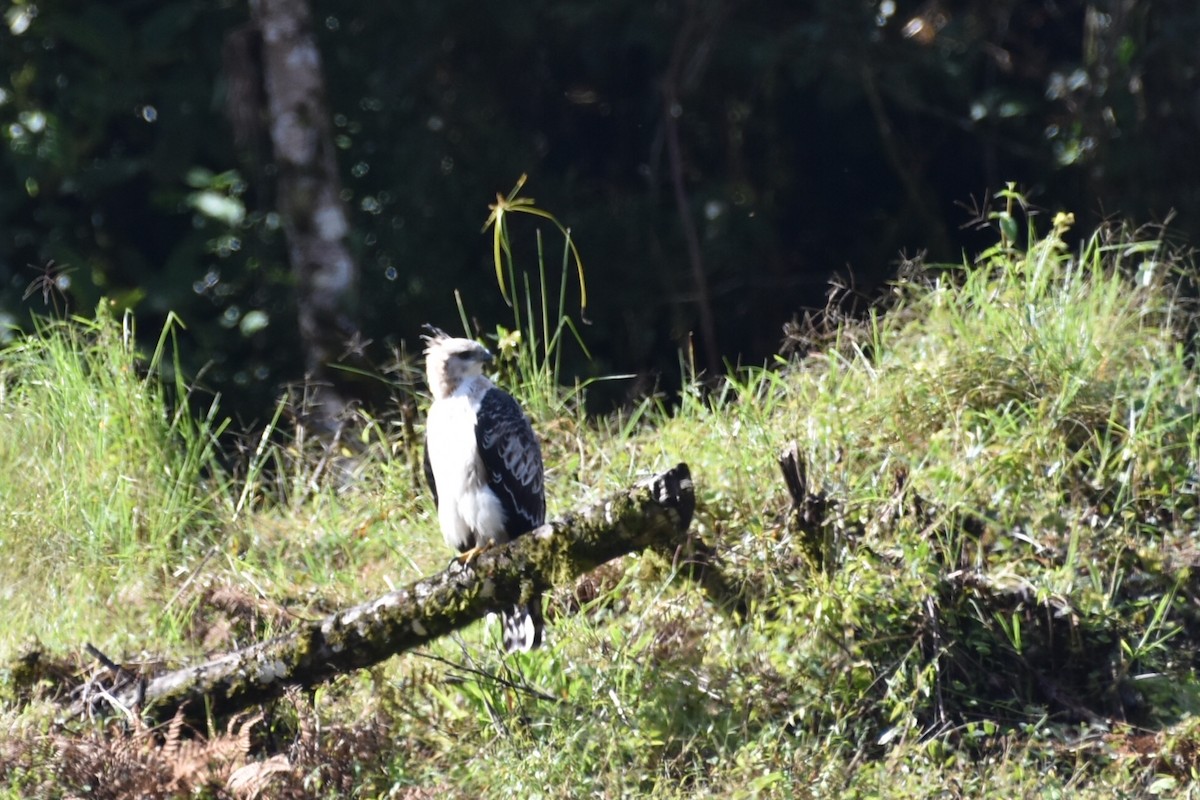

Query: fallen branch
left=75, top=463, right=697, bottom=725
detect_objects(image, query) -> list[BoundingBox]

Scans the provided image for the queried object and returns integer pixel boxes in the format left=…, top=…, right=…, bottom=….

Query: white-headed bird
left=422, top=326, right=545, bottom=651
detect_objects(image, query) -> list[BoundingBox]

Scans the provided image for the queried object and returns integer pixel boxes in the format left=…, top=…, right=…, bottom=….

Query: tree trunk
left=77, top=464, right=704, bottom=726
left=252, top=0, right=360, bottom=428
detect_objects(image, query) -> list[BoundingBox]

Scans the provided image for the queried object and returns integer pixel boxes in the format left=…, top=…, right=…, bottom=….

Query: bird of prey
left=422, top=326, right=545, bottom=651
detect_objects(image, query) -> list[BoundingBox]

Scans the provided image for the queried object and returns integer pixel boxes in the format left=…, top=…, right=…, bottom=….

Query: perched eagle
left=422, top=327, right=545, bottom=651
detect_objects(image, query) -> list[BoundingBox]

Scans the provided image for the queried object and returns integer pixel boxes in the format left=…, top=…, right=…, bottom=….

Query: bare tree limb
left=75, top=464, right=699, bottom=726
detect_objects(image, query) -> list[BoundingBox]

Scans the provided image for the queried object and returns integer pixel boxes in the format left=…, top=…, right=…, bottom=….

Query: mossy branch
left=76, top=464, right=697, bottom=726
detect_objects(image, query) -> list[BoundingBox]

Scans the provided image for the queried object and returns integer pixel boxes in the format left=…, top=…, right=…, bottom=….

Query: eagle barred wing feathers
left=475, top=388, right=545, bottom=651
left=475, top=388, right=545, bottom=536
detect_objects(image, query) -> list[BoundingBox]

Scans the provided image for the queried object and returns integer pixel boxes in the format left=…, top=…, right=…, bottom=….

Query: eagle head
left=422, top=325, right=494, bottom=399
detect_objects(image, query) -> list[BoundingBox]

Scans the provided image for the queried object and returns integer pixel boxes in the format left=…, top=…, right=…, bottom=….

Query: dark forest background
left=1, top=0, right=1197, bottom=423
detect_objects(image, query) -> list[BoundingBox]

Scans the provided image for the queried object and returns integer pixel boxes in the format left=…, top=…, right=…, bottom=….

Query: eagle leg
left=453, top=541, right=495, bottom=567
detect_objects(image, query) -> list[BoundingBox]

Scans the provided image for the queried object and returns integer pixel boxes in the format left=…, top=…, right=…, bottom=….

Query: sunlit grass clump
left=0, top=311, right=224, bottom=653
left=636, top=209, right=1200, bottom=794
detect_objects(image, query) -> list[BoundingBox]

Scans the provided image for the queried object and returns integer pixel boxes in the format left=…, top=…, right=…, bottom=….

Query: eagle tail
left=502, top=597, right=544, bottom=652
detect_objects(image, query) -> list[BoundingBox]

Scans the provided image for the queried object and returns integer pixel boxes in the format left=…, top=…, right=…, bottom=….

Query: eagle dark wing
left=422, top=437, right=438, bottom=507
left=475, top=388, right=545, bottom=538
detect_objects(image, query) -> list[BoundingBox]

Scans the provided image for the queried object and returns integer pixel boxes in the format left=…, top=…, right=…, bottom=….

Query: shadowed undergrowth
left=2, top=203, right=1200, bottom=798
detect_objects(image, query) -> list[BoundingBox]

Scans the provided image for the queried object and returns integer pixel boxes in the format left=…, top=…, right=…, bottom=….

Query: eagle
left=421, top=326, right=545, bottom=651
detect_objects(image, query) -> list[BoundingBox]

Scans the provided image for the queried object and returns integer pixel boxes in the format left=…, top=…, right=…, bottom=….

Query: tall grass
left=469, top=175, right=598, bottom=420
left=0, top=310, right=225, bottom=652
left=809, top=211, right=1195, bottom=520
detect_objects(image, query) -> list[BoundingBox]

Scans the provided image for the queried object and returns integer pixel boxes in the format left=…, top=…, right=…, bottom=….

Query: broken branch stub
left=84, top=463, right=695, bottom=725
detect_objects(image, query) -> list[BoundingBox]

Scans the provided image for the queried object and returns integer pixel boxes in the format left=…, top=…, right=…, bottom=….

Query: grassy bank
left=1, top=207, right=1199, bottom=798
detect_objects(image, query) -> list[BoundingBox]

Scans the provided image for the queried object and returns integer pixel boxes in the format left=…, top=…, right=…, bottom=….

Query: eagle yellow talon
left=454, top=542, right=493, bottom=567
